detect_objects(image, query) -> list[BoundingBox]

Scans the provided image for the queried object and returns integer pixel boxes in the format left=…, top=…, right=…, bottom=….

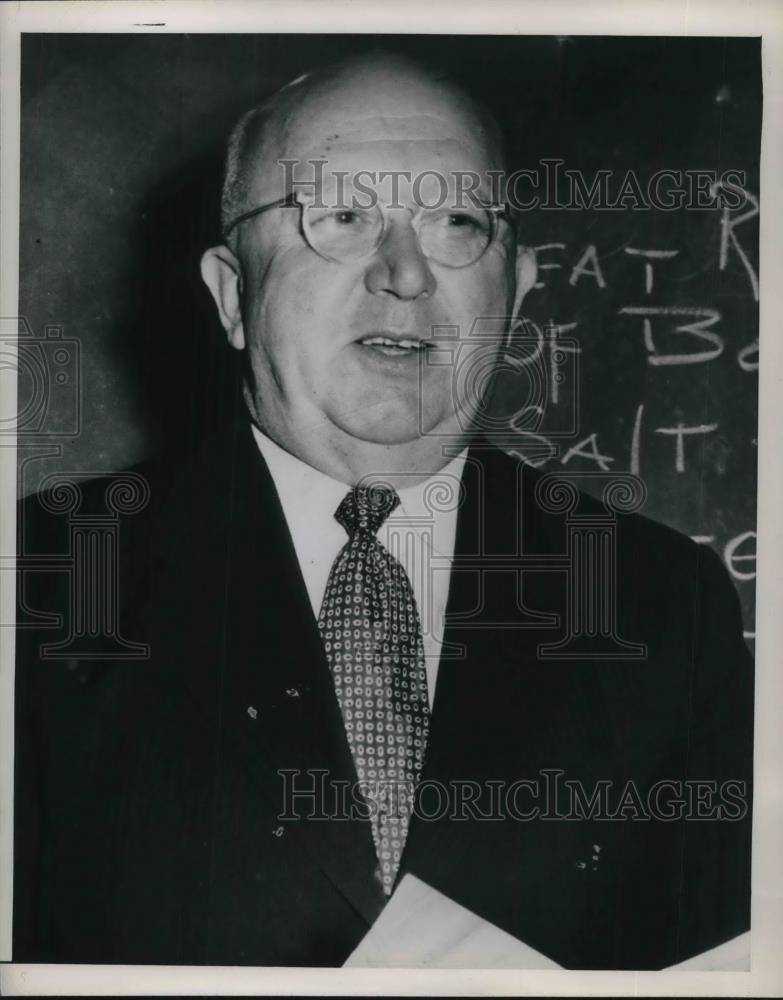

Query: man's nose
left=363, top=215, right=437, bottom=299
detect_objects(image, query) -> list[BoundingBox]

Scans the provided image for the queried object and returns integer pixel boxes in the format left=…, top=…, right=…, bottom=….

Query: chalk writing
left=618, top=306, right=723, bottom=366
left=724, top=531, right=756, bottom=582
left=506, top=184, right=758, bottom=640
left=569, top=245, right=606, bottom=289
left=712, top=181, right=759, bottom=301
left=623, top=247, right=679, bottom=295
left=561, top=433, right=614, bottom=472
left=738, top=339, right=759, bottom=372
left=654, top=423, right=719, bottom=473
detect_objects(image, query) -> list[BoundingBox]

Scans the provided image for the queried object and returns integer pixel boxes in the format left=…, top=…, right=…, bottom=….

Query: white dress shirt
left=251, top=424, right=467, bottom=709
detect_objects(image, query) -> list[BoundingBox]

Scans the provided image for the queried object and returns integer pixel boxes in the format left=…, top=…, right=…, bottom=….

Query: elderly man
left=14, top=52, right=752, bottom=969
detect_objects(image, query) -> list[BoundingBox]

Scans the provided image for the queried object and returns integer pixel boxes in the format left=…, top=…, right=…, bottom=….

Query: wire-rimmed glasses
left=222, top=190, right=515, bottom=269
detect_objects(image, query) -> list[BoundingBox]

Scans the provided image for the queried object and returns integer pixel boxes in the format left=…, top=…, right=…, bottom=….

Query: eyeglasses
left=222, top=191, right=515, bottom=269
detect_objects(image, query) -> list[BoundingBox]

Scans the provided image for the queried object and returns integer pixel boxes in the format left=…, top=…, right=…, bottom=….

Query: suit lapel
left=147, top=423, right=385, bottom=926
left=423, top=439, right=558, bottom=770
left=402, top=442, right=623, bottom=906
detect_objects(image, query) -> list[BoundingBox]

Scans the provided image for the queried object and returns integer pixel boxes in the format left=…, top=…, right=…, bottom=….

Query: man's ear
left=511, top=245, right=538, bottom=321
left=200, top=245, right=245, bottom=350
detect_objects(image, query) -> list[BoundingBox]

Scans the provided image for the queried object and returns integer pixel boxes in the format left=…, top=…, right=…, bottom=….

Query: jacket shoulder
left=481, top=441, right=701, bottom=557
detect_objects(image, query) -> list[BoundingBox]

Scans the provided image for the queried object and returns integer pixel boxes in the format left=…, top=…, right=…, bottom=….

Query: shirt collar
left=250, top=423, right=467, bottom=555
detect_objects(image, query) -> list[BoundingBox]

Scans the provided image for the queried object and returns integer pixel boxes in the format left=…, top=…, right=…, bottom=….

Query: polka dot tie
left=318, top=485, right=430, bottom=896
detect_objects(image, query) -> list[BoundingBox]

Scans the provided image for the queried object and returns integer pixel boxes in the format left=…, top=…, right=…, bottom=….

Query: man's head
left=201, top=51, right=536, bottom=483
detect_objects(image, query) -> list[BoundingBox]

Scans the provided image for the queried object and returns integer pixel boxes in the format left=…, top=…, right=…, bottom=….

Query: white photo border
left=0, top=1, right=781, bottom=996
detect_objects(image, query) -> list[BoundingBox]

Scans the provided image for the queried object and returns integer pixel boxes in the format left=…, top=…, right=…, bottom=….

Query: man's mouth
left=357, top=335, right=432, bottom=357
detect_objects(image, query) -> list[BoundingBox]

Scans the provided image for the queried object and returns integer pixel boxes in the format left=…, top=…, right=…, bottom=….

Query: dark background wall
left=17, top=34, right=760, bottom=638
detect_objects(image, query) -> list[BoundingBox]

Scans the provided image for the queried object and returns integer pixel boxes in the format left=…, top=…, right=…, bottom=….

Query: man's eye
left=320, top=209, right=363, bottom=226
left=333, top=210, right=359, bottom=225
left=446, top=213, right=480, bottom=228
left=430, top=211, right=490, bottom=236
left=309, top=208, right=370, bottom=229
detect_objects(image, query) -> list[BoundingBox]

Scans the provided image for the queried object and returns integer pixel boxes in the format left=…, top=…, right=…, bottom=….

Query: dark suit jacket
left=13, top=424, right=753, bottom=968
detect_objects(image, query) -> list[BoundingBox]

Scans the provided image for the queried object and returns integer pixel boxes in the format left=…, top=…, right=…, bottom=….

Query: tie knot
left=335, top=486, right=400, bottom=537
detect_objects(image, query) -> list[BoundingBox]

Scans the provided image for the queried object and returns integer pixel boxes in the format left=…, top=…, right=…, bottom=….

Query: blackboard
left=16, top=34, right=760, bottom=638
left=485, top=36, right=760, bottom=642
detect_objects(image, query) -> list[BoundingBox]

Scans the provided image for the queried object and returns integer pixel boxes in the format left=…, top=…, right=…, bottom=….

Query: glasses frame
left=222, top=190, right=517, bottom=269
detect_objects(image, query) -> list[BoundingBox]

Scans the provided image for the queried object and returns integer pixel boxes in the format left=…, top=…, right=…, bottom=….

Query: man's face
left=204, top=63, right=533, bottom=471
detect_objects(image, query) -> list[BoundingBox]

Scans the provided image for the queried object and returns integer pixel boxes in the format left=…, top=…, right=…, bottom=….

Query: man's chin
left=340, top=416, right=429, bottom=447
left=342, top=419, right=469, bottom=455
left=333, top=405, right=467, bottom=449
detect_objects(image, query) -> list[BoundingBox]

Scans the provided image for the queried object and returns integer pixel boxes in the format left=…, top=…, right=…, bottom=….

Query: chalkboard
left=485, top=36, right=760, bottom=642
left=16, top=34, right=760, bottom=639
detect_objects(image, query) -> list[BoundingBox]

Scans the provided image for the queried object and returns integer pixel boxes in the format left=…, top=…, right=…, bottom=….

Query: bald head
left=221, top=51, right=506, bottom=240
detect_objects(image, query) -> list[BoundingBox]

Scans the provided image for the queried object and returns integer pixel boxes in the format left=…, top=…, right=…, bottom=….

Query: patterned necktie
left=318, top=485, right=430, bottom=895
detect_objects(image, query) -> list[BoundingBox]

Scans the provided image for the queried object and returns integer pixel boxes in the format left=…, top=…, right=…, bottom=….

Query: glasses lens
left=303, top=205, right=384, bottom=262
left=418, top=208, right=494, bottom=267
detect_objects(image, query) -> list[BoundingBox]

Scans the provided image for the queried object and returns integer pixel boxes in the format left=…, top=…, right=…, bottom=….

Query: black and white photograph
left=1, top=1, right=781, bottom=995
